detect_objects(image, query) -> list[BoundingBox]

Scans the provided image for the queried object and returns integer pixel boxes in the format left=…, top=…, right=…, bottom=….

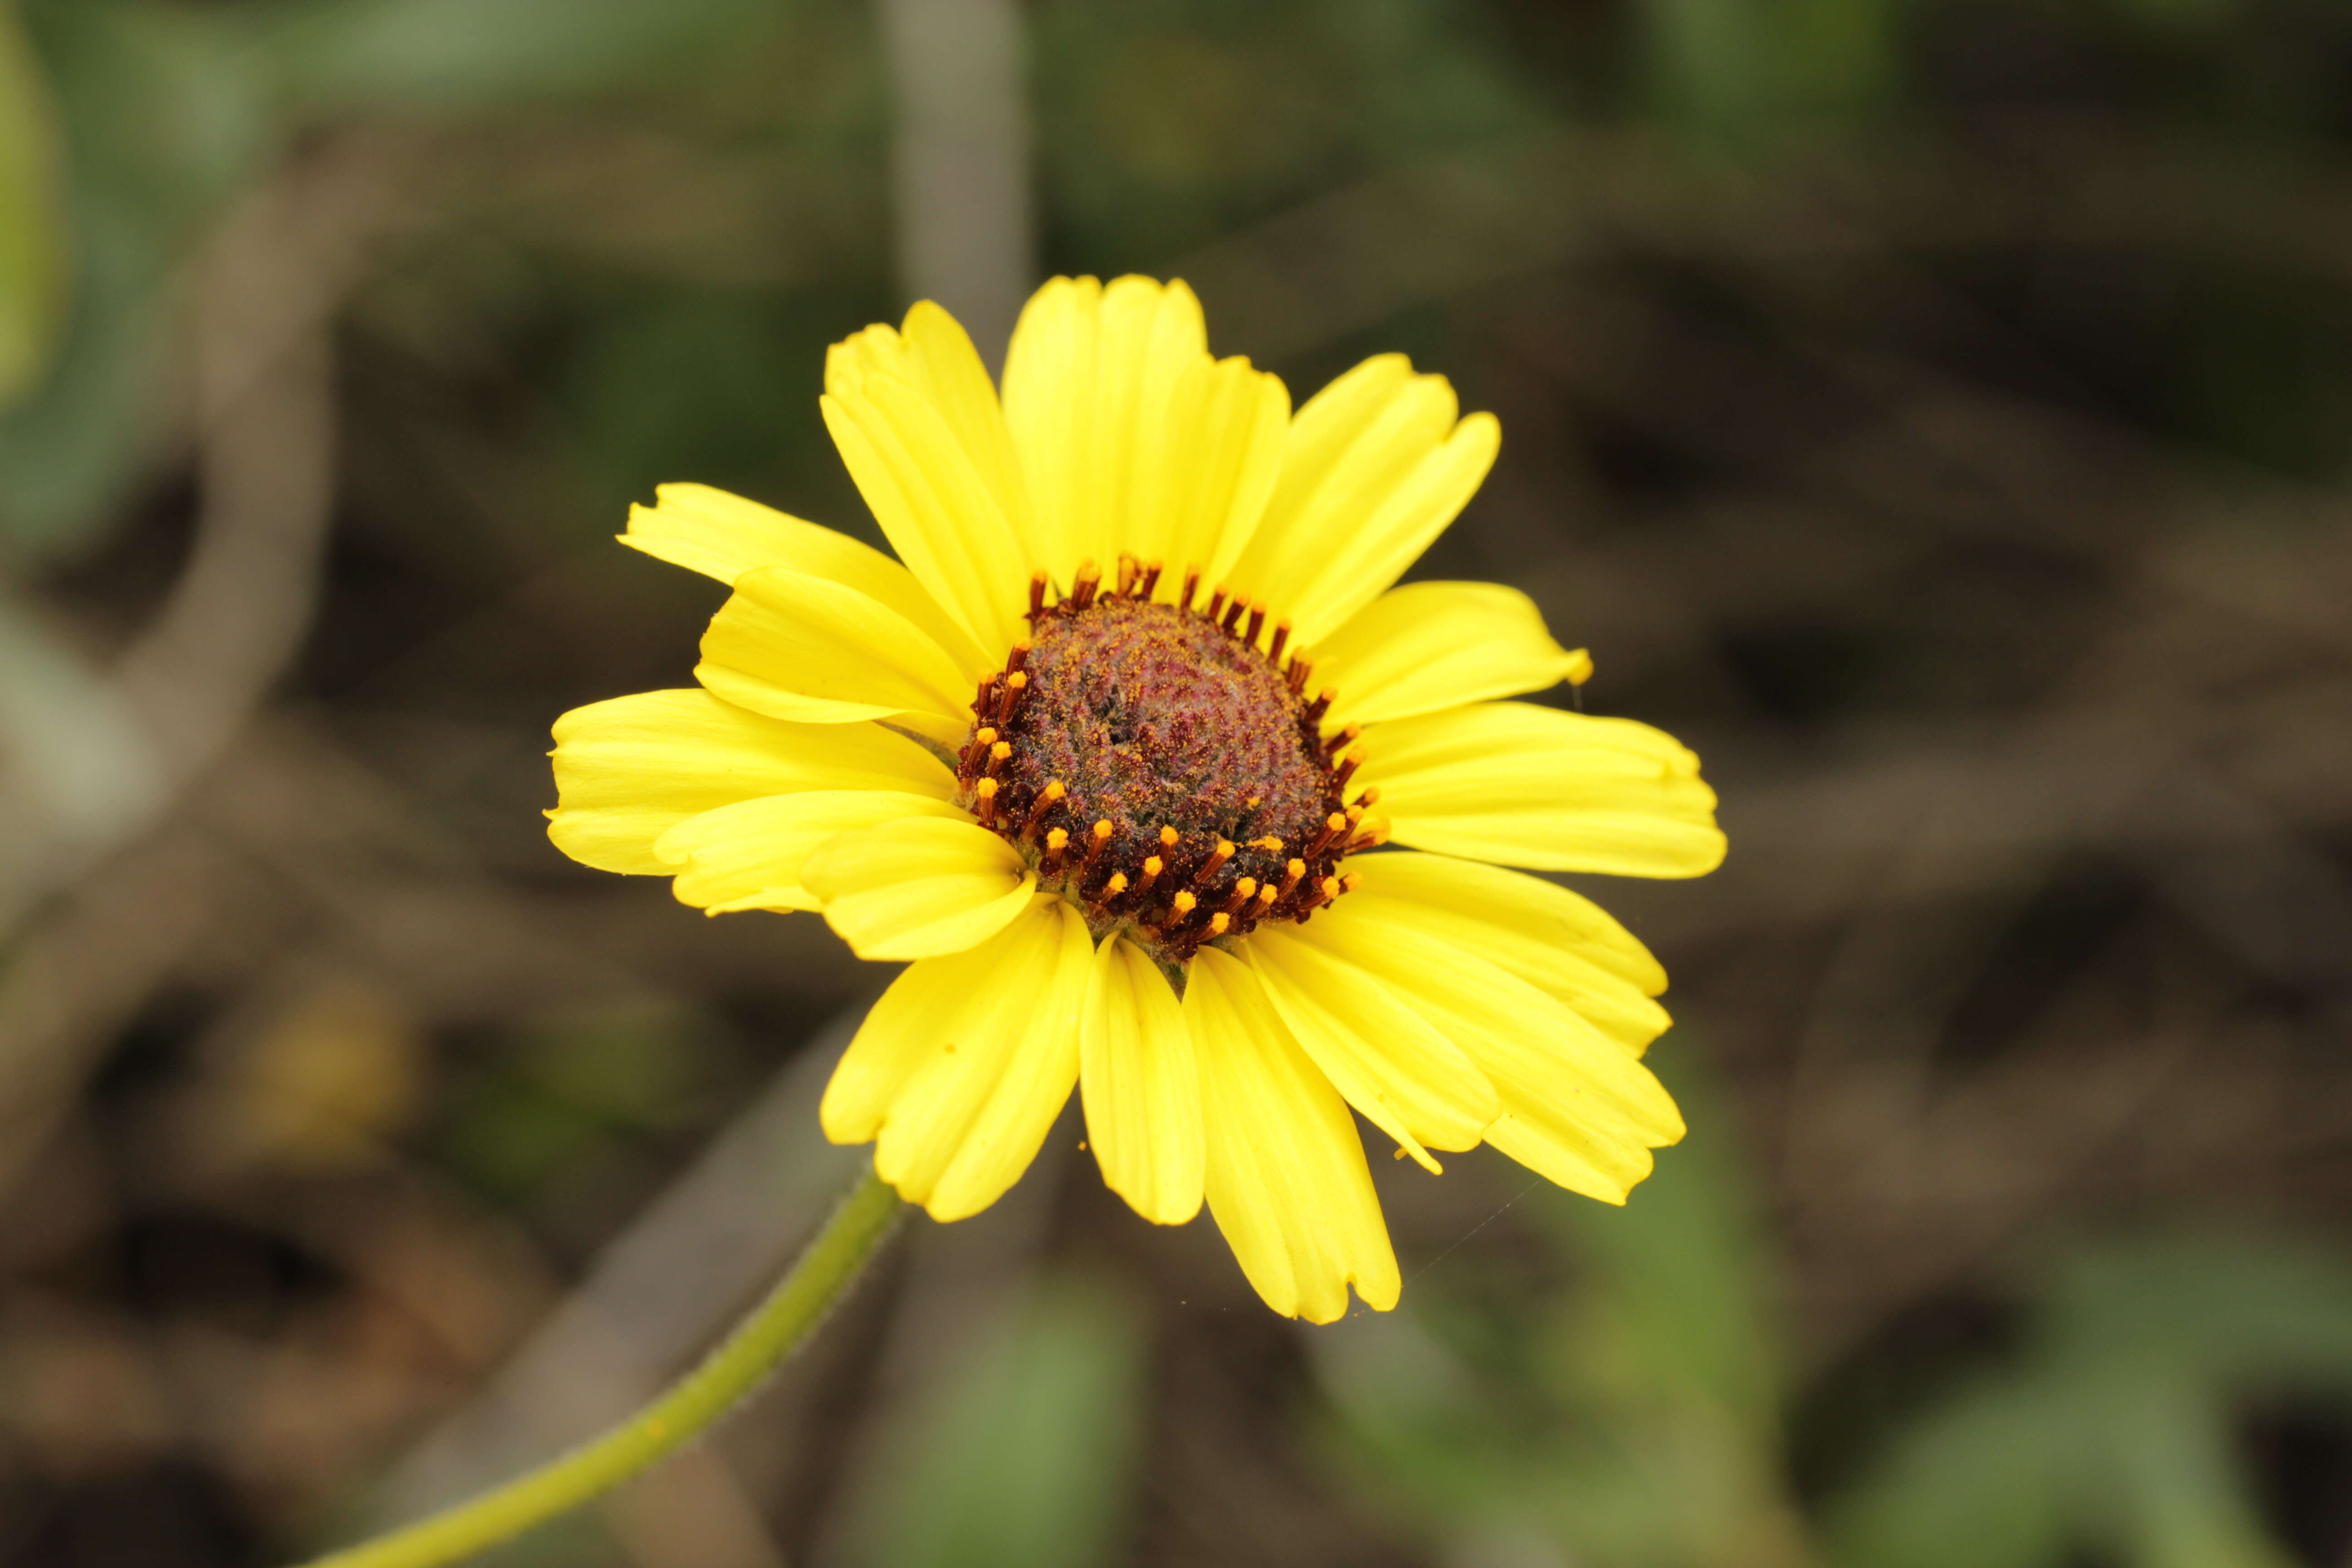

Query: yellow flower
left=549, top=276, right=1724, bottom=1323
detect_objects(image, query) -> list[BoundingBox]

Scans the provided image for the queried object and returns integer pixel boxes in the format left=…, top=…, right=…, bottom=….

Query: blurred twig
left=0, top=133, right=421, bottom=937
left=876, top=0, right=1034, bottom=362
left=369, top=1031, right=869, bottom=1568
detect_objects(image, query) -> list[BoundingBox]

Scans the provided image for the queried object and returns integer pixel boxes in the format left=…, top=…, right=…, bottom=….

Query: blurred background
left=5, top=0, right=2352, bottom=1563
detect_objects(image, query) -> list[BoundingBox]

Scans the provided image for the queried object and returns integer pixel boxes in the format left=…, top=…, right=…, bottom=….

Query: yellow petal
left=694, top=566, right=974, bottom=748
left=1365, top=701, right=1726, bottom=877
left=823, top=352, right=1032, bottom=657
left=830, top=304, right=1035, bottom=554
left=620, top=483, right=986, bottom=674
left=656, top=790, right=967, bottom=914
left=1313, top=581, right=1590, bottom=728
left=1000, top=274, right=1285, bottom=588
left=1224, top=354, right=1500, bottom=647
left=821, top=897, right=1091, bottom=1220
left=548, top=690, right=952, bottom=875
left=1078, top=934, right=1204, bottom=1225
left=1344, top=852, right=1671, bottom=1054
left=1242, top=924, right=1500, bottom=1170
left=1130, top=351, right=1289, bottom=597
left=801, top=816, right=1036, bottom=960
left=1292, top=901, right=1683, bottom=1203
left=999, top=279, right=1107, bottom=572
left=1186, top=946, right=1399, bottom=1323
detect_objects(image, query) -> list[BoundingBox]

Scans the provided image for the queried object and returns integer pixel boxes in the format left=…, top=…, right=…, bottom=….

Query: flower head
left=549, top=276, right=1724, bottom=1322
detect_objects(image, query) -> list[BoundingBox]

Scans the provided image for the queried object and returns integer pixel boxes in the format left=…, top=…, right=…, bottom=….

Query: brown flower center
left=954, top=559, right=1382, bottom=964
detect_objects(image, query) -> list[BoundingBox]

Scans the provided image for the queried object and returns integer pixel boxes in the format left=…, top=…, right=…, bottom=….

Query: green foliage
left=1316, top=1066, right=1808, bottom=1568
left=851, top=1274, right=1149, bottom=1568
left=437, top=1007, right=715, bottom=1204
left=0, top=0, right=69, bottom=412
left=0, top=0, right=794, bottom=561
left=564, top=286, right=823, bottom=510
left=0, top=0, right=271, bottom=559
left=1030, top=0, right=1546, bottom=267
left=1828, top=1238, right=2352, bottom=1568
left=1641, top=0, right=1899, bottom=140
left=1319, top=1054, right=2352, bottom=1568
left=254, top=0, right=771, bottom=114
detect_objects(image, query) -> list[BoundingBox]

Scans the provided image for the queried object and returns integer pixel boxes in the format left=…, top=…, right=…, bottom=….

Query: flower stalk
left=296, top=1168, right=905, bottom=1568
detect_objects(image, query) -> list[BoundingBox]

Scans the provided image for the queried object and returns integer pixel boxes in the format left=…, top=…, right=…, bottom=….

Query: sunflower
left=548, top=276, right=1724, bottom=1323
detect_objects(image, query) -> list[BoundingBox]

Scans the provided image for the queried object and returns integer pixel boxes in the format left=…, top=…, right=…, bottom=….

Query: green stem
left=298, top=1167, right=905, bottom=1568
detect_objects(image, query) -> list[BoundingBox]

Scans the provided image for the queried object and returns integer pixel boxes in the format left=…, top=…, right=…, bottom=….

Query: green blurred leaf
left=1543, top=1086, right=1785, bottom=1437
left=1034, top=0, right=1547, bottom=265
left=258, top=0, right=770, bottom=114
left=856, top=1274, right=1148, bottom=1568
left=0, top=0, right=69, bottom=411
left=1643, top=0, right=1897, bottom=141
left=1317, top=1053, right=1809, bottom=1568
left=564, top=286, right=804, bottom=507
left=437, top=1006, right=713, bottom=1202
left=0, top=0, right=271, bottom=561
left=1830, top=1236, right=2352, bottom=1568
left=2043, top=1236, right=2352, bottom=1391
left=1826, top=1379, right=2092, bottom=1568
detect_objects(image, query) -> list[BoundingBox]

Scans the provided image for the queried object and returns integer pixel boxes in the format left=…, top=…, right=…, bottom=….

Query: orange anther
left=1158, top=825, right=1180, bottom=850
left=986, top=740, right=1012, bottom=775
left=1043, top=826, right=1070, bottom=872
left=1071, top=558, right=1101, bottom=610
left=1101, top=870, right=1129, bottom=898
left=1244, top=602, right=1266, bottom=647
left=1136, top=856, right=1163, bottom=896
left=1331, top=747, right=1364, bottom=794
left=1207, top=912, right=1231, bottom=936
left=1193, top=838, right=1235, bottom=883
left=1170, top=890, right=1197, bottom=917
left=1115, top=553, right=1139, bottom=598
left=1355, top=785, right=1381, bottom=807
left=1221, top=597, right=1247, bottom=635
left=975, top=777, right=1000, bottom=827
left=1205, top=584, right=1228, bottom=623
left=1221, top=877, right=1258, bottom=915
left=1179, top=565, right=1200, bottom=612
left=1249, top=835, right=1283, bottom=852
left=1079, top=818, right=1113, bottom=871
left=994, top=669, right=1029, bottom=721
left=1302, top=688, right=1333, bottom=724
left=1253, top=881, right=1278, bottom=908
left=1027, top=570, right=1049, bottom=618
left=1275, top=859, right=1306, bottom=901
left=1287, top=657, right=1313, bottom=695
left=1139, top=559, right=1163, bottom=599
left=1322, top=723, right=1362, bottom=761
left=1006, top=638, right=1031, bottom=675
left=1267, top=620, right=1291, bottom=665
left=1021, top=779, right=1065, bottom=837
left=1305, top=813, right=1347, bottom=858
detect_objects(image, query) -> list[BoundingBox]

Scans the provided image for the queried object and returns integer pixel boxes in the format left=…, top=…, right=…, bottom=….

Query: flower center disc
left=1016, top=597, right=1324, bottom=861
left=957, top=579, right=1372, bottom=963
